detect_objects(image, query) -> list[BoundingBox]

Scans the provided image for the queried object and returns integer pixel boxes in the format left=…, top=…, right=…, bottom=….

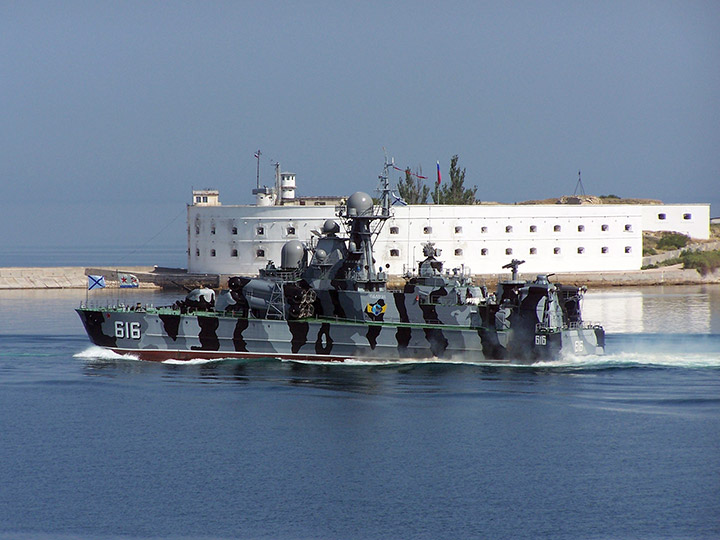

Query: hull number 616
left=115, top=321, right=141, bottom=339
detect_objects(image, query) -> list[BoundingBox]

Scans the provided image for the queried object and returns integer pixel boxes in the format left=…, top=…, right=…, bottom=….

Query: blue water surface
left=1, top=288, right=719, bottom=540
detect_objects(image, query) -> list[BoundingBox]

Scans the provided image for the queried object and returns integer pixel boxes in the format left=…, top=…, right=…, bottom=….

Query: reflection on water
left=582, top=284, right=720, bottom=334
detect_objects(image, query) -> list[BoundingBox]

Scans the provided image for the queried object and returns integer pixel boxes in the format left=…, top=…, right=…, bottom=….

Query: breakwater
left=1, top=265, right=718, bottom=290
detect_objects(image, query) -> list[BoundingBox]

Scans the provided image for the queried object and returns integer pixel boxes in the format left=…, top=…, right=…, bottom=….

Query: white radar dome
left=281, top=240, right=305, bottom=269
left=346, top=192, right=373, bottom=217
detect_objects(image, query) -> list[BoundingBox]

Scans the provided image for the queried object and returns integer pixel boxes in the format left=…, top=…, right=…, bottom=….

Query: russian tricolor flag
left=436, top=161, right=442, bottom=185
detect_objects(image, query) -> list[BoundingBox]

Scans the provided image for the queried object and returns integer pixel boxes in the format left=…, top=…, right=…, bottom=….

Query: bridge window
left=577, top=247, right=585, bottom=254
left=658, top=213, right=666, bottom=220
left=529, top=225, right=537, bottom=233
left=578, top=224, right=585, bottom=232
left=390, top=249, right=400, bottom=257
left=423, top=226, right=432, bottom=234
left=210, top=226, right=215, bottom=235
left=195, top=226, right=200, bottom=235
left=683, top=213, right=692, bottom=220
left=256, top=249, right=265, bottom=258
left=624, top=224, right=632, bottom=232
left=481, top=248, right=488, bottom=256
left=256, top=226, right=264, bottom=235
left=195, top=249, right=199, bottom=257
left=455, top=248, right=463, bottom=256
left=554, top=225, right=561, bottom=232
left=287, top=226, right=295, bottom=235
left=455, top=226, right=463, bottom=233
left=601, top=224, right=609, bottom=231
left=232, top=227, right=238, bottom=235
left=505, top=248, right=513, bottom=255
left=625, top=246, right=632, bottom=253
left=601, top=246, right=609, bottom=254
left=505, top=225, right=513, bottom=233
left=210, top=249, right=216, bottom=257
left=390, top=226, right=399, bottom=234
left=231, top=249, right=238, bottom=257
left=529, top=247, right=537, bottom=255
left=554, top=247, right=561, bottom=255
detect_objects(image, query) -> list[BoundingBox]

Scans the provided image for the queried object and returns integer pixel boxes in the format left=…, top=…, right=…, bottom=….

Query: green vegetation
left=397, top=167, right=430, bottom=204
left=644, top=250, right=720, bottom=275
left=432, top=155, right=478, bottom=205
left=600, top=194, right=621, bottom=199
left=656, top=232, right=690, bottom=250
left=679, top=250, right=720, bottom=276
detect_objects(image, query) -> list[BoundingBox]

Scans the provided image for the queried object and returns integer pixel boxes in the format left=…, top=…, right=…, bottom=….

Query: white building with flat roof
left=187, top=189, right=710, bottom=276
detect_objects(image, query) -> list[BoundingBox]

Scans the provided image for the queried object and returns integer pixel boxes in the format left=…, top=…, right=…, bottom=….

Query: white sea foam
left=73, top=346, right=140, bottom=361
left=162, top=357, right=226, bottom=365
left=534, top=351, right=720, bottom=370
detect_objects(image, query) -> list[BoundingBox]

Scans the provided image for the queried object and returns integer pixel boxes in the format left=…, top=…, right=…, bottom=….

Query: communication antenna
left=573, top=170, right=586, bottom=196
left=255, top=149, right=262, bottom=189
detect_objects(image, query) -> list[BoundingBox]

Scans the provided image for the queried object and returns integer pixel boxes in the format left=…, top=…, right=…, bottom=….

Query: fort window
left=529, top=247, right=537, bottom=255
left=554, top=225, right=561, bottom=232
left=578, top=225, right=585, bottom=232
left=232, top=227, right=238, bottom=235
left=529, top=225, right=537, bottom=233
left=455, top=248, right=463, bottom=256
left=455, top=226, right=462, bottom=233
left=683, top=213, right=692, bottom=220
left=481, top=248, right=488, bottom=256
left=658, top=213, right=666, bottom=220
left=505, top=248, right=513, bottom=255
left=481, top=226, right=488, bottom=233
left=505, top=225, right=513, bottom=233
left=256, top=249, right=265, bottom=258
left=390, top=249, right=400, bottom=257
left=210, top=249, right=216, bottom=257
left=601, top=246, right=609, bottom=254
left=577, top=247, right=585, bottom=254
left=423, top=226, right=432, bottom=234
left=390, top=226, right=399, bottom=234
left=287, top=226, right=296, bottom=235
left=625, top=246, right=632, bottom=254
left=601, top=224, right=609, bottom=231
left=624, top=224, right=632, bottom=232
left=554, top=247, right=561, bottom=255
left=231, top=249, right=238, bottom=257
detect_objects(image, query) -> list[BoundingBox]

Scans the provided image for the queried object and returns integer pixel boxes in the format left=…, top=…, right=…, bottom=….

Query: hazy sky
left=2, top=1, right=718, bottom=253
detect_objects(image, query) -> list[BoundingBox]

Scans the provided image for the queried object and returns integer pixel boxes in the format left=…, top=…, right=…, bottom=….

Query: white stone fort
left=187, top=170, right=709, bottom=276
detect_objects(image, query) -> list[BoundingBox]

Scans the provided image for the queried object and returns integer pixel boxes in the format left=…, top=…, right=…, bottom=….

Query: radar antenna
left=502, top=259, right=526, bottom=281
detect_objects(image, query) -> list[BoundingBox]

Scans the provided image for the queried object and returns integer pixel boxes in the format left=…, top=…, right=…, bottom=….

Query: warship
left=77, top=163, right=605, bottom=363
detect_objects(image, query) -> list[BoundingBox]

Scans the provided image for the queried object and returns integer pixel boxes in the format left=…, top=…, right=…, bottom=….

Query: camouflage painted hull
left=76, top=307, right=604, bottom=363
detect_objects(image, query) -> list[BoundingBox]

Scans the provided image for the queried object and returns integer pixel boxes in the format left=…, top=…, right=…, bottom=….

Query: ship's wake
left=74, top=346, right=140, bottom=362
left=74, top=333, right=720, bottom=371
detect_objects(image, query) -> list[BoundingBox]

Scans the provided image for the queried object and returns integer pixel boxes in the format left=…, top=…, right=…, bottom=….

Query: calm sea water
left=1, top=284, right=719, bottom=540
